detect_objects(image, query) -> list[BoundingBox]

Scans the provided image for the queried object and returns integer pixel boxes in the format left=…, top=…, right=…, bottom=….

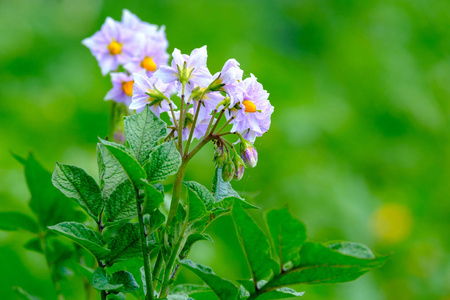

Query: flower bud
left=233, top=154, right=245, bottom=181
left=222, top=159, right=235, bottom=182
left=214, top=146, right=228, bottom=168
left=240, top=139, right=258, bottom=168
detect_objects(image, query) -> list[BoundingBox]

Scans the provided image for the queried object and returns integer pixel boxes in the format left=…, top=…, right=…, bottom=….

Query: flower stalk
left=135, top=189, right=154, bottom=300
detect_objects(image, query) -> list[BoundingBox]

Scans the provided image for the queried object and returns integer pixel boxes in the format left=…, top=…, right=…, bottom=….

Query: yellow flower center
left=243, top=100, right=257, bottom=113
left=141, top=57, right=157, bottom=72
left=122, top=80, right=134, bottom=96
left=108, top=41, right=122, bottom=55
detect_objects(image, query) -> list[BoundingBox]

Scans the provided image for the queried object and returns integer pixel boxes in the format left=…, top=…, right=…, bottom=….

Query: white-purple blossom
left=214, top=59, right=245, bottom=106
left=82, top=17, right=144, bottom=75
left=124, top=40, right=169, bottom=77
left=104, top=72, right=134, bottom=105
left=169, top=108, right=212, bottom=141
left=229, top=74, right=274, bottom=142
left=188, top=88, right=225, bottom=120
left=240, top=139, right=258, bottom=168
left=155, top=46, right=213, bottom=89
left=233, top=154, right=246, bottom=180
left=129, top=73, right=175, bottom=116
left=121, top=9, right=167, bottom=47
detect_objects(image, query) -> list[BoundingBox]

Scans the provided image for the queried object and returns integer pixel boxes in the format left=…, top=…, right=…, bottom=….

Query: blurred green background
left=1, top=0, right=449, bottom=299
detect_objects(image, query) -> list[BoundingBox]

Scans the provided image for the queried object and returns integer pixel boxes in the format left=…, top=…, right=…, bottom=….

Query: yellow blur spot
left=108, top=41, right=122, bottom=55
left=122, top=81, right=134, bottom=96
left=371, top=203, right=412, bottom=244
left=243, top=100, right=256, bottom=113
left=141, top=57, right=157, bottom=72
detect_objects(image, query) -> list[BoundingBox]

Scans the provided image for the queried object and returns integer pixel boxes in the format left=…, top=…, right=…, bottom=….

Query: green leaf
left=106, top=223, right=142, bottom=265
left=236, top=279, right=256, bottom=294
left=212, top=168, right=240, bottom=201
left=97, top=143, right=129, bottom=199
left=213, top=197, right=258, bottom=211
left=167, top=295, right=195, bottom=300
left=188, top=291, right=218, bottom=300
left=0, top=212, right=39, bottom=233
left=92, top=268, right=123, bottom=291
left=183, top=181, right=215, bottom=210
left=124, top=105, right=167, bottom=165
left=168, top=205, right=187, bottom=242
left=52, top=163, right=103, bottom=219
left=24, top=238, right=43, bottom=253
left=180, top=233, right=213, bottom=259
left=145, top=141, right=181, bottom=183
left=99, top=139, right=147, bottom=188
left=326, top=241, right=376, bottom=259
left=179, top=259, right=239, bottom=300
left=239, top=280, right=304, bottom=299
left=104, top=180, right=137, bottom=226
left=266, top=207, right=307, bottom=266
left=265, top=242, right=389, bottom=287
left=172, top=284, right=211, bottom=295
left=142, top=182, right=165, bottom=214
left=48, top=222, right=110, bottom=260
left=13, top=286, right=40, bottom=300
left=256, top=287, right=304, bottom=299
left=108, top=293, right=127, bottom=300
left=187, top=189, right=209, bottom=223
left=144, top=209, right=165, bottom=233
left=11, top=152, right=27, bottom=165
left=232, top=203, right=277, bottom=283
left=23, top=153, right=83, bottom=226
left=110, top=270, right=140, bottom=293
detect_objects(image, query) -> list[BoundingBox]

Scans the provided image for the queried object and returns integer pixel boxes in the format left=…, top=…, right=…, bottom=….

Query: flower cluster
left=83, top=11, right=274, bottom=181
left=83, top=10, right=169, bottom=106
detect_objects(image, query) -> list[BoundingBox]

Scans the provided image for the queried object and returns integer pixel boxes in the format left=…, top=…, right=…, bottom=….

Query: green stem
left=204, top=109, right=217, bottom=137
left=166, top=160, right=188, bottom=225
left=152, top=251, right=164, bottom=291
left=187, top=135, right=213, bottom=161
left=219, top=137, right=235, bottom=150
left=168, top=102, right=178, bottom=136
left=184, top=100, right=203, bottom=157
left=209, top=109, right=225, bottom=135
left=159, top=221, right=188, bottom=298
left=215, top=116, right=235, bottom=135
left=136, top=190, right=154, bottom=300
left=217, top=131, right=233, bottom=137
left=100, top=289, right=107, bottom=300
left=96, top=212, right=107, bottom=300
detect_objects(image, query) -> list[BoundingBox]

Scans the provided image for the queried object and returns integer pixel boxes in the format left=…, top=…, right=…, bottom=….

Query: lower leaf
left=179, top=259, right=239, bottom=300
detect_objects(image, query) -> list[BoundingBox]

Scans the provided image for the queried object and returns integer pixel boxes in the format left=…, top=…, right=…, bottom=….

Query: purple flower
left=233, top=154, right=245, bottom=180
left=121, top=9, right=167, bottom=47
left=240, top=139, right=258, bottom=168
left=189, top=89, right=225, bottom=120
left=154, top=46, right=213, bottom=89
left=129, top=73, right=176, bottom=116
left=104, top=72, right=134, bottom=105
left=82, top=17, right=144, bottom=75
left=170, top=108, right=212, bottom=141
left=124, top=40, right=169, bottom=77
left=199, top=91, right=225, bottom=118
left=229, top=74, right=274, bottom=142
left=213, top=59, right=245, bottom=106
